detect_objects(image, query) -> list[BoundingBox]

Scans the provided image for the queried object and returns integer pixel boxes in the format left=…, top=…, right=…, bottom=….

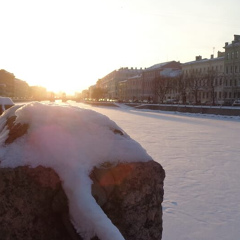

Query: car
left=232, top=100, right=240, bottom=106
left=0, top=97, right=14, bottom=115
left=165, top=99, right=178, bottom=104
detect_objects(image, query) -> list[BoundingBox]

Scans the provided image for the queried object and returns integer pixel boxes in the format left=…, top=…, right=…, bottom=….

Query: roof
left=160, top=68, right=182, bottom=77
left=183, top=56, right=224, bottom=65
left=146, top=61, right=171, bottom=70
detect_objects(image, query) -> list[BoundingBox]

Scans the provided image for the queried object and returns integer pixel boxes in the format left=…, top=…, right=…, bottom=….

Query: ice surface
left=72, top=102, right=240, bottom=240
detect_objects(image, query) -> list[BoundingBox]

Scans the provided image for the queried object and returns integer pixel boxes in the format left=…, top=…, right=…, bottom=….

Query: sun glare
left=1, top=0, right=239, bottom=97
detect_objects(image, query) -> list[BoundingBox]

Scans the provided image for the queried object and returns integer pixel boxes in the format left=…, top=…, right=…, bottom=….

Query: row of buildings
left=86, top=34, right=240, bottom=105
left=0, top=69, right=50, bottom=100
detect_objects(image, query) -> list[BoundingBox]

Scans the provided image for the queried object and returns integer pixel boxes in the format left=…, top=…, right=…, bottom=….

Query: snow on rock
left=0, top=102, right=152, bottom=240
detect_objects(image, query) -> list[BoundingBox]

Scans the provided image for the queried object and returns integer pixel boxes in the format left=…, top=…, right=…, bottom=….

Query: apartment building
left=14, top=78, right=30, bottom=99
left=118, top=74, right=142, bottom=102
left=89, top=34, right=240, bottom=105
left=142, top=61, right=182, bottom=102
left=97, top=67, right=143, bottom=100
left=0, top=69, right=15, bottom=97
left=224, top=34, right=240, bottom=102
left=182, top=52, right=225, bottom=104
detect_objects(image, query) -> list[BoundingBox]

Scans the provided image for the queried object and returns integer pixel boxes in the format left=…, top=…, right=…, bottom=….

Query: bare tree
left=177, top=73, right=187, bottom=104
left=152, top=75, right=171, bottom=103
left=185, top=72, right=203, bottom=104
left=92, top=87, right=106, bottom=101
left=203, top=69, right=222, bottom=105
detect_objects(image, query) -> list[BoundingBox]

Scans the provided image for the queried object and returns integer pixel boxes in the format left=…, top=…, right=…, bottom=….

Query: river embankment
left=126, top=103, right=240, bottom=116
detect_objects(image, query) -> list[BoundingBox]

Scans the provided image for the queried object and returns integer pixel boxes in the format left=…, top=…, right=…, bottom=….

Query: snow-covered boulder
left=90, top=161, right=165, bottom=240
left=0, top=166, right=75, bottom=240
left=0, top=102, right=165, bottom=240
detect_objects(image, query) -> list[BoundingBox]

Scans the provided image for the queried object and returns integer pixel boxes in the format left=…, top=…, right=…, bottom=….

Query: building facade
left=223, top=34, right=240, bottom=103
left=0, top=69, right=15, bottom=97
left=118, top=74, right=143, bottom=102
left=182, top=52, right=225, bottom=104
left=86, top=34, right=240, bottom=105
left=142, top=61, right=182, bottom=103
left=14, top=78, right=30, bottom=99
left=97, top=67, right=143, bottom=100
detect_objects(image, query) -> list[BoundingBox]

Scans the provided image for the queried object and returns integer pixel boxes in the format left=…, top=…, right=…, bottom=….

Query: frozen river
left=69, top=102, right=240, bottom=240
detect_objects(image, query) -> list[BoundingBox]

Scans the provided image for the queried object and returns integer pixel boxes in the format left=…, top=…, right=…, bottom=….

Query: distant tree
left=152, top=75, right=171, bottom=103
left=14, top=78, right=30, bottom=99
left=92, top=87, right=105, bottom=101
left=0, top=69, right=15, bottom=97
left=185, top=72, right=203, bottom=104
left=29, top=86, right=47, bottom=100
left=204, top=69, right=223, bottom=105
left=177, top=73, right=187, bottom=104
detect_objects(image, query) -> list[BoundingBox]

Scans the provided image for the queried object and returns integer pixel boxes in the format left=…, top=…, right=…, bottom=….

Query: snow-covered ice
left=68, top=101, right=240, bottom=240
left=0, top=102, right=151, bottom=240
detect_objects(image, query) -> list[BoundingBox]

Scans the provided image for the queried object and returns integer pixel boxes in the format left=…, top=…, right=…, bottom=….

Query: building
left=223, top=34, right=240, bottom=103
left=88, top=84, right=96, bottom=100
left=142, top=61, right=182, bottom=103
left=182, top=52, right=225, bottom=104
left=118, top=74, right=142, bottom=102
left=14, top=78, right=30, bottom=99
left=29, top=86, right=47, bottom=100
left=81, top=89, right=89, bottom=100
left=91, top=34, right=240, bottom=105
left=97, top=67, right=143, bottom=100
left=0, top=69, right=15, bottom=97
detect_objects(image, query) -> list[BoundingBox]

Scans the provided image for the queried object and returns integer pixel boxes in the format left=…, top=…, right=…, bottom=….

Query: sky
left=0, top=0, right=240, bottom=94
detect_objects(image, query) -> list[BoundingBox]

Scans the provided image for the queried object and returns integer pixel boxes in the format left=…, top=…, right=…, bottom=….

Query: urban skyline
left=0, top=0, right=239, bottom=94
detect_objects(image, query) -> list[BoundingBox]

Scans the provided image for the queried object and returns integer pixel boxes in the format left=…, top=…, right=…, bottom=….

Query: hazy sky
left=0, top=0, right=239, bottom=94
